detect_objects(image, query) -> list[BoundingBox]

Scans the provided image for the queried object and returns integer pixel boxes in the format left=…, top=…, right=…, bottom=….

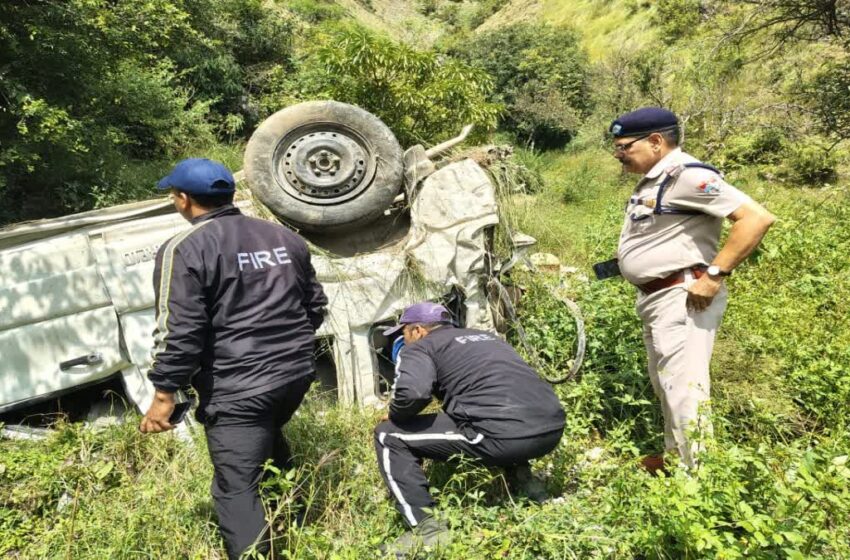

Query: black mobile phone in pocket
left=593, top=258, right=621, bottom=281
left=169, top=401, right=192, bottom=425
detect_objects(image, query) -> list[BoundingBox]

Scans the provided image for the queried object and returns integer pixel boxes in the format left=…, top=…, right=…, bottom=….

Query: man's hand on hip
left=140, top=390, right=177, bottom=433
left=686, top=275, right=723, bottom=312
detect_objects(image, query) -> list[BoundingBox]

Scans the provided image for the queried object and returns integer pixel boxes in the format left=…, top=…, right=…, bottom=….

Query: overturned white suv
left=0, top=101, right=535, bottom=418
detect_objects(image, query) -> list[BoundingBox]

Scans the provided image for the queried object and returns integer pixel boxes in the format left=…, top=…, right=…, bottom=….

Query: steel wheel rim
left=272, top=122, right=376, bottom=206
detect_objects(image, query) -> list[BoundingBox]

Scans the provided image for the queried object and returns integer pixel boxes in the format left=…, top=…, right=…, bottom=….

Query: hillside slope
left=347, top=0, right=658, bottom=57
left=480, top=0, right=658, bottom=59
left=335, top=0, right=446, bottom=44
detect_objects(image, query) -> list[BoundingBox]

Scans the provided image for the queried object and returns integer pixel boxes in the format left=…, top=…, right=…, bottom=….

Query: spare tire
left=244, top=101, right=404, bottom=232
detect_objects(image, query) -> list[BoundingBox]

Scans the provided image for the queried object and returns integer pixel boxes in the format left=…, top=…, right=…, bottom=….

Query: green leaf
left=94, top=461, right=113, bottom=480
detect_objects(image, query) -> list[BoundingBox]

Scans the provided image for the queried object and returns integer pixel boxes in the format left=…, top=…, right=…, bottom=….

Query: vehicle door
left=0, top=232, right=128, bottom=412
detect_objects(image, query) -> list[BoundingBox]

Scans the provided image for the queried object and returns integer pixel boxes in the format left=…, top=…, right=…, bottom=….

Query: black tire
left=243, top=101, right=404, bottom=232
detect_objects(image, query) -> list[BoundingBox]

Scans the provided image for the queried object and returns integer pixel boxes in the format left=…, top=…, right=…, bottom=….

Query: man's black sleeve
left=389, top=344, right=437, bottom=422
left=301, top=248, right=327, bottom=331
left=289, top=235, right=327, bottom=331
left=147, top=245, right=207, bottom=393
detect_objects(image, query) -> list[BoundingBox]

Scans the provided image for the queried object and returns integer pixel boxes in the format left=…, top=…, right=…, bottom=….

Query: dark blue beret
left=609, top=107, right=679, bottom=138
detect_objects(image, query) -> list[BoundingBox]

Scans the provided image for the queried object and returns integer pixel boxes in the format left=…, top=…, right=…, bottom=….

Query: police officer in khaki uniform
left=609, top=108, right=775, bottom=469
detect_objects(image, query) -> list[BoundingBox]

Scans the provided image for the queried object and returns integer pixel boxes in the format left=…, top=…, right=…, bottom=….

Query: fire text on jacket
left=237, top=247, right=292, bottom=271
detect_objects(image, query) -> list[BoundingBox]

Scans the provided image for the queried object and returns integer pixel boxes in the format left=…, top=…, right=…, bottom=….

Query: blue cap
left=383, top=302, right=453, bottom=337
left=609, top=107, right=678, bottom=138
left=156, top=158, right=235, bottom=195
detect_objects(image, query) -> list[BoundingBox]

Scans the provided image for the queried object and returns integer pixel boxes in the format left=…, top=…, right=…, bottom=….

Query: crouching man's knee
left=374, top=420, right=392, bottom=438
left=374, top=420, right=397, bottom=449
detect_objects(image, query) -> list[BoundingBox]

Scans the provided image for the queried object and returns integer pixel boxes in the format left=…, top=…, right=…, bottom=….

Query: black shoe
left=379, top=517, right=451, bottom=558
left=505, top=464, right=549, bottom=503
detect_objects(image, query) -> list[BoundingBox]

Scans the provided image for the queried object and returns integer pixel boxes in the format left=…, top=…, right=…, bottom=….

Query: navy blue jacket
left=390, top=326, right=565, bottom=439
left=147, top=205, right=327, bottom=404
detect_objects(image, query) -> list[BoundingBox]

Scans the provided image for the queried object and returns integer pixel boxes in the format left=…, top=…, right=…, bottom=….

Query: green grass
left=540, top=0, right=658, bottom=60
left=507, top=147, right=629, bottom=263
left=477, top=0, right=658, bottom=60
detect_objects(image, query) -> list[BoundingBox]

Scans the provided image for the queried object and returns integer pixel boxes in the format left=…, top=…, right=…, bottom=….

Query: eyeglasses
left=613, top=134, right=651, bottom=153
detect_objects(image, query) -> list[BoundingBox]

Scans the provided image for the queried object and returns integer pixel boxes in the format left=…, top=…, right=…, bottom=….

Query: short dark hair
left=179, top=190, right=235, bottom=209
left=659, top=127, right=681, bottom=146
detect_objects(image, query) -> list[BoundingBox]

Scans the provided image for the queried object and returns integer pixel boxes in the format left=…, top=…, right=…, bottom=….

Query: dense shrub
left=421, top=0, right=507, bottom=32
left=285, top=0, right=347, bottom=23
left=715, top=129, right=787, bottom=169
left=779, top=142, right=839, bottom=185
left=466, top=0, right=510, bottom=28
left=417, top=0, right=440, bottom=16
left=454, top=23, right=591, bottom=148
left=805, top=59, right=850, bottom=145
left=652, top=0, right=704, bottom=40
left=308, top=25, right=500, bottom=146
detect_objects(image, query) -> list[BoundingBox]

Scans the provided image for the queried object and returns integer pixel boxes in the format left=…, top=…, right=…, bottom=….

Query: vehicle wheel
left=243, top=101, right=404, bottom=232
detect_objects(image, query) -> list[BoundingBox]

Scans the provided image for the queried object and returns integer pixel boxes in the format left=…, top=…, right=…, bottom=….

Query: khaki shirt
left=617, top=149, right=752, bottom=285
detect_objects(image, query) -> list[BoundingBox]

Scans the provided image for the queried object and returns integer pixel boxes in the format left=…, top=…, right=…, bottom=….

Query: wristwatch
left=707, top=265, right=731, bottom=277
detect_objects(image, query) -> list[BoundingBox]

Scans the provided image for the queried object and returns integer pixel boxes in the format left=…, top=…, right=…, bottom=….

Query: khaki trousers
left=636, top=271, right=727, bottom=467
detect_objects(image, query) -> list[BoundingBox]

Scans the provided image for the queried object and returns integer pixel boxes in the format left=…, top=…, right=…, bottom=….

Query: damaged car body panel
left=0, top=101, right=517, bottom=414
left=312, top=158, right=500, bottom=405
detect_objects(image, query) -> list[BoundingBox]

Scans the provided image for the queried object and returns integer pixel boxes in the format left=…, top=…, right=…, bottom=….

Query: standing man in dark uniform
left=139, top=158, right=327, bottom=559
left=610, top=108, right=775, bottom=470
left=374, top=302, right=565, bottom=557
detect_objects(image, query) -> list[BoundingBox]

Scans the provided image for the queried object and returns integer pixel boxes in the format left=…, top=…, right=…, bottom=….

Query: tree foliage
left=652, top=0, right=705, bottom=40
left=734, top=0, right=849, bottom=51
left=0, top=0, right=295, bottom=225
left=455, top=23, right=591, bottom=148
left=309, top=25, right=500, bottom=146
left=806, top=59, right=850, bottom=144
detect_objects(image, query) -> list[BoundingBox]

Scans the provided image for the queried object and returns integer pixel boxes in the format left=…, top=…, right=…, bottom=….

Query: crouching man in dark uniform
left=139, top=158, right=327, bottom=559
left=375, top=302, right=565, bottom=556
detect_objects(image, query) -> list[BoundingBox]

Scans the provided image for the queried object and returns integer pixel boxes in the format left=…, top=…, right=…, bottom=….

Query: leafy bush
left=616, top=438, right=850, bottom=558
left=285, top=0, right=346, bottom=23
left=725, top=189, right=850, bottom=425
left=417, top=0, right=440, bottom=16
left=308, top=25, right=500, bottom=146
left=780, top=142, right=838, bottom=185
left=466, top=0, right=509, bottom=28
left=454, top=23, right=591, bottom=148
left=716, top=129, right=787, bottom=169
left=652, top=0, right=703, bottom=40
left=435, top=1, right=462, bottom=27
left=423, top=0, right=508, bottom=32
left=805, top=59, right=850, bottom=144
